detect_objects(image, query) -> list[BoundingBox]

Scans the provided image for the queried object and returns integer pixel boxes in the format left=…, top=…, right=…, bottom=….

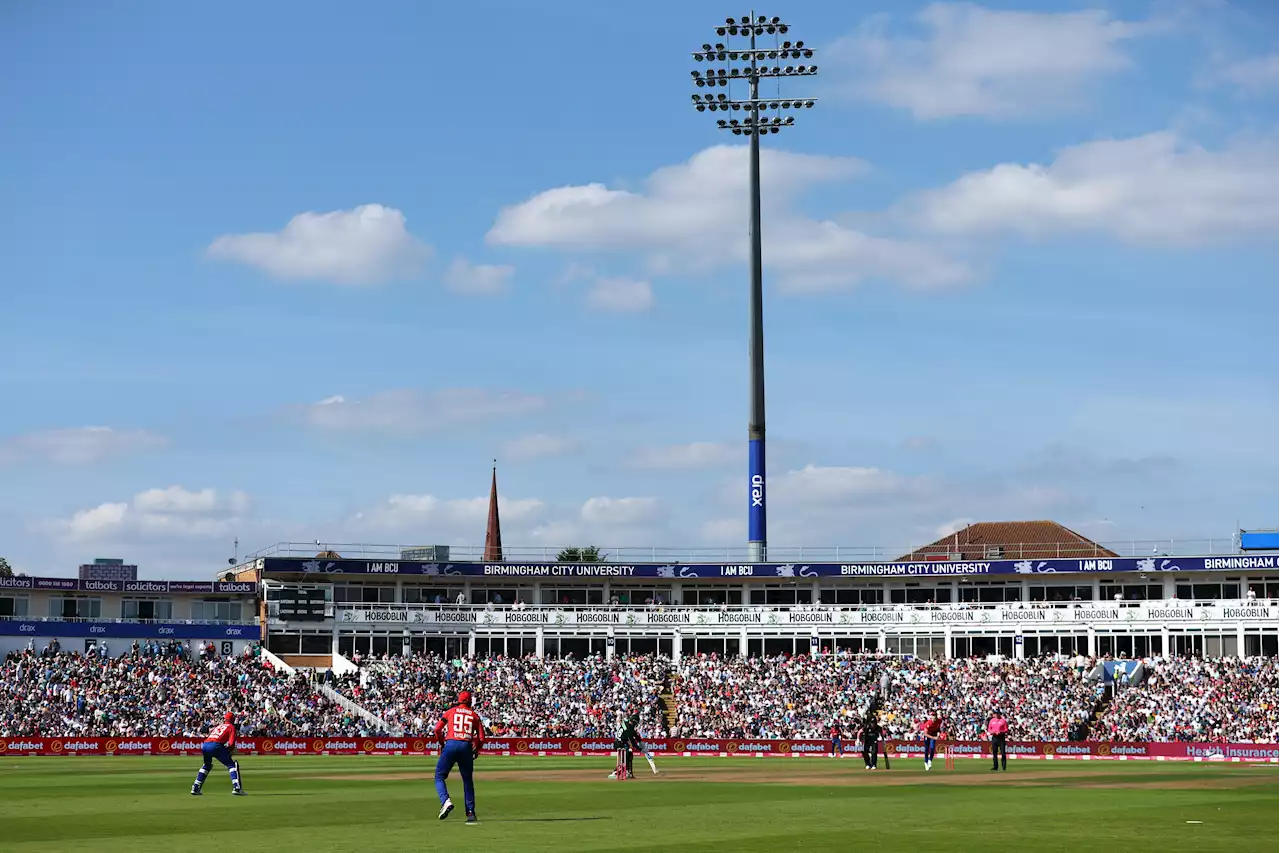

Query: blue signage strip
left=747, top=438, right=766, bottom=546
left=0, top=621, right=258, bottom=640
left=266, top=554, right=1277, bottom=580
left=0, top=578, right=255, bottom=594
left=1241, top=532, right=1279, bottom=551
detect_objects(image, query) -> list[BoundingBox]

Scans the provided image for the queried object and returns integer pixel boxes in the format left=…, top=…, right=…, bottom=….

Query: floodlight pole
left=746, top=24, right=767, bottom=565
left=691, top=15, right=817, bottom=563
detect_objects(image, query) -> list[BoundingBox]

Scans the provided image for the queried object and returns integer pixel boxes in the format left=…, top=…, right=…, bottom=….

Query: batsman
left=609, top=711, right=657, bottom=779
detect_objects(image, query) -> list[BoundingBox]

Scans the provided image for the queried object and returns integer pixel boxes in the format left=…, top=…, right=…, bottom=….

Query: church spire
left=484, top=461, right=503, bottom=562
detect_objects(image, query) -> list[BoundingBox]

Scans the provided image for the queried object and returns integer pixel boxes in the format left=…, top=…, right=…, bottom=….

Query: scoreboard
left=266, top=587, right=329, bottom=622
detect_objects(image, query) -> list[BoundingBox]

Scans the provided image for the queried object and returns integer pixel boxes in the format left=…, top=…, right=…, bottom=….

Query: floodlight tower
left=691, top=14, right=816, bottom=562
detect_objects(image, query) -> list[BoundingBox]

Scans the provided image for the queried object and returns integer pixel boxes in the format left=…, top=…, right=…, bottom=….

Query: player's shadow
left=485, top=817, right=609, bottom=823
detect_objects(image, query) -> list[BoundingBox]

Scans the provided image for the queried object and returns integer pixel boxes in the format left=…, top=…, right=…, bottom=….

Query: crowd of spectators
left=332, top=653, right=668, bottom=738
left=2, top=645, right=1275, bottom=744
left=0, top=643, right=376, bottom=738
left=1093, top=656, right=1278, bottom=743
left=671, top=653, right=883, bottom=738
left=875, top=657, right=1102, bottom=741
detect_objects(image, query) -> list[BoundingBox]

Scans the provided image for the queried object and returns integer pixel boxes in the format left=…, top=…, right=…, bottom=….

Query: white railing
left=318, top=683, right=400, bottom=735
left=0, top=616, right=259, bottom=626
left=248, top=538, right=1256, bottom=562
left=326, top=599, right=1279, bottom=629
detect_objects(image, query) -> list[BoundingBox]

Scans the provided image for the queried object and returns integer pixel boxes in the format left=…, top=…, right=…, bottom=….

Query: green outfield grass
left=0, top=756, right=1275, bottom=852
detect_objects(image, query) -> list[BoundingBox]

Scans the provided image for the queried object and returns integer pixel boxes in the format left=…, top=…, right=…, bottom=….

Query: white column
left=672, top=630, right=682, bottom=663
left=467, top=631, right=476, bottom=657
left=535, top=627, right=545, bottom=659
left=740, top=627, right=749, bottom=657
left=1236, top=623, right=1245, bottom=658
left=944, top=626, right=953, bottom=659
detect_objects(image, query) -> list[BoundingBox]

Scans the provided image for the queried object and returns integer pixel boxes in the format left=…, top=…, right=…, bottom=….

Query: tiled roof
left=897, top=520, right=1118, bottom=562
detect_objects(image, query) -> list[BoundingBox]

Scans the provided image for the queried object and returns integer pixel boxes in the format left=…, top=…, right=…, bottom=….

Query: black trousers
left=862, top=737, right=878, bottom=767
left=991, top=734, right=1007, bottom=770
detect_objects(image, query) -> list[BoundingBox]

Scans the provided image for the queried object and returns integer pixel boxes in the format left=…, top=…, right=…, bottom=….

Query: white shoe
left=438, top=799, right=454, bottom=820
left=607, top=772, right=616, bottom=779
left=926, top=762, right=932, bottom=771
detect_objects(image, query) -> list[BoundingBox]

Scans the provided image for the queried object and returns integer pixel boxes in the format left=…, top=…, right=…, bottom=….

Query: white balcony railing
left=248, top=538, right=1257, bottom=562
left=321, top=599, right=1278, bottom=629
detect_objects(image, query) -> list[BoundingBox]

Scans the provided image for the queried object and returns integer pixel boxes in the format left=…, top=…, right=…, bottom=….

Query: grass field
left=0, top=756, right=1275, bottom=852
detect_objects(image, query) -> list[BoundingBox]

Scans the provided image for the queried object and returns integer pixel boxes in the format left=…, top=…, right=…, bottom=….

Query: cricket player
left=191, top=712, right=244, bottom=796
left=608, top=712, right=655, bottom=778
left=919, top=712, right=943, bottom=771
left=828, top=721, right=843, bottom=758
left=433, top=690, right=485, bottom=823
left=858, top=709, right=881, bottom=770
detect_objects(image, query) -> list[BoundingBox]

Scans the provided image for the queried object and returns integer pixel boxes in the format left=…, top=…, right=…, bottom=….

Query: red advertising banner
left=0, top=737, right=1273, bottom=762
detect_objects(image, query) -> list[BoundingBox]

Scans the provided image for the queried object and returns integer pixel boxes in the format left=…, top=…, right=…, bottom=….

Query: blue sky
left=1, top=0, right=1276, bottom=577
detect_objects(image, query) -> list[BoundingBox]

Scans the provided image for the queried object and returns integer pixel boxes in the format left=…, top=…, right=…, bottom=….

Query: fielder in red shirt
left=433, top=690, right=485, bottom=823
left=919, top=712, right=944, bottom=770
left=192, top=711, right=244, bottom=796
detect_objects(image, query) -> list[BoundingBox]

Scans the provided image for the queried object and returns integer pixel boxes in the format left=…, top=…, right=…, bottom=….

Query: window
left=956, top=583, right=1021, bottom=604
left=818, top=588, right=884, bottom=605
left=0, top=595, right=28, bottom=618
left=681, top=587, right=743, bottom=606
left=403, top=586, right=451, bottom=604
left=192, top=599, right=243, bottom=622
left=1029, top=585, right=1093, bottom=603
left=122, top=598, right=173, bottom=621
left=333, top=585, right=395, bottom=604
left=1101, top=584, right=1163, bottom=603
left=48, top=597, right=101, bottom=619
left=749, top=586, right=804, bottom=605
left=890, top=585, right=954, bottom=604
left=539, top=587, right=606, bottom=606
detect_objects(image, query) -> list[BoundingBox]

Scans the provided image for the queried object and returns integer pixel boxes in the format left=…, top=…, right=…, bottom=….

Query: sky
left=1, top=0, right=1276, bottom=578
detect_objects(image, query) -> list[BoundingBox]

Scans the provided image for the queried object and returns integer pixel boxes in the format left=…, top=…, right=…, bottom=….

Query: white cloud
left=771, top=464, right=936, bottom=506
left=586, top=277, right=653, bottom=313
left=934, top=517, right=975, bottom=538
left=627, top=442, right=739, bottom=470
left=50, top=486, right=251, bottom=542
left=0, top=426, right=166, bottom=465
left=351, top=493, right=547, bottom=536
left=207, top=203, right=430, bottom=285
left=296, top=388, right=547, bottom=433
left=488, top=145, right=971, bottom=292
left=1209, top=53, right=1278, bottom=94
left=580, top=496, right=661, bottom=526
left=500, top=432, right=580, bottom=461
left=528, top=496, right=666, bottom=547
left=444, top=257, right=514, bottom=295
left=899, top=131, right=1278, bottom=245
left=830, top=4, right=1148, bottom=118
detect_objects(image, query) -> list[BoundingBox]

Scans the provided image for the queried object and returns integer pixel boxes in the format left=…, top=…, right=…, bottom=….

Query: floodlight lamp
left=695, top=79, right=705, bottom=87
left=769, top=126, right=779, bottom=134
left=725, top=16, right=735, bottom=24
left=795, top=41, right=804, bottom=48
left=766, top=26, right=776, bottom=34
left=717, top=27, right=726, bottom=36
left=803, top=49, right=813, bottom=58
left=757, top=15, right=766, bottom=22
left=808, top=65, right=817, bottom=73
left=728, top=26, right=738, bottom=35
left=703, top=43, right=713, bottom=51
left=771, top=16, right=780, bottom=24
left=717, top=92, right=728, bottom=100
left=740, top=15, right=749, bottom=24
left=718, top=78, right=729, bottom=86
left=769, top=101, right=778, bottom=109
left=784, top=66, right=794, bottom=73
left=804, top=100, right=814, bottom=107
left=729, top=51, right=739, bottom=60
left=779, top=24, right=789, bottom=33
left=733, top=128, right=743, bottom=135
left=715, top=42, right=725, bottom=50
left=717, top=119, right=728, bottom=127
left=697, top=104, right=706, bottom=111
